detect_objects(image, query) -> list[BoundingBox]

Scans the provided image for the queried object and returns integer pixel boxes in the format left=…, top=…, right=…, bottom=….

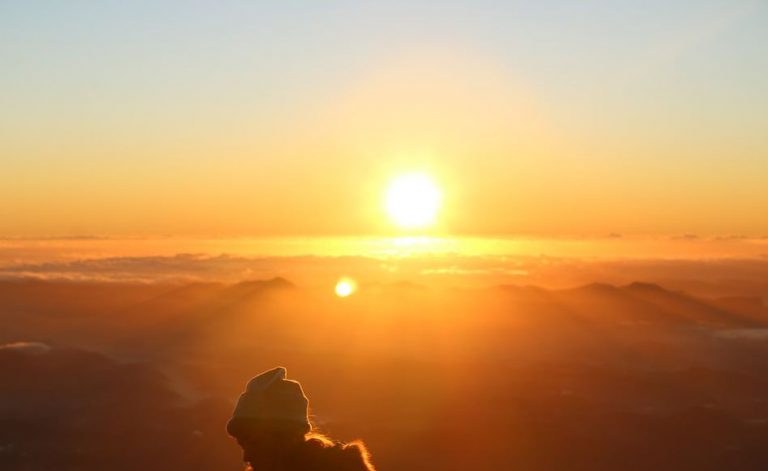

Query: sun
left=335, top=278, right=357, bottom=297
left=385, top=173, right=442, bottom=229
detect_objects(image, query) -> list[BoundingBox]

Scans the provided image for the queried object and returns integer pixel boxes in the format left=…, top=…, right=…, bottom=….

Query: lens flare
left=335, top=278, right=356, bottom=297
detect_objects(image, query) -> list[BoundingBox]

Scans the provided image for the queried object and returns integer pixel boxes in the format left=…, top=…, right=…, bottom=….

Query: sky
left=1, top=0, right=767, bottom=238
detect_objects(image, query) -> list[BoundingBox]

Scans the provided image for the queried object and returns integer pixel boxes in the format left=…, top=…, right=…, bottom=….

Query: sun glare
left=385, top=173, right=442, bottom=229
left=335, top=278, right=356, bottom=297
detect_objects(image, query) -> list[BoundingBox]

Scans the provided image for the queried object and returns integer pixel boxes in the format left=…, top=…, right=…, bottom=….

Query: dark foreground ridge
left=1, top=279, right=768, bottom=470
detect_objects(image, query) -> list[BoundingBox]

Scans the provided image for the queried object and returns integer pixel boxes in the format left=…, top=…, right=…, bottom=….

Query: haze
left=2, top=2, right=768, bottom=471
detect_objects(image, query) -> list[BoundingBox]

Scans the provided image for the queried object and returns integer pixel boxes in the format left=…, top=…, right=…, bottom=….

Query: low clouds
left=1, top=253, right=768, bottom=299
left=714, top=329, right=768, bottom=340
left=0, top=341, right=51, bottom=354
left=0, top=254, right=271, bottom=284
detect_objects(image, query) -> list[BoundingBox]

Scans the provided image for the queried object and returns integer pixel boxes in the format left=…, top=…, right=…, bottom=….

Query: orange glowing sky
left=1, top=1, right=767, bottom=238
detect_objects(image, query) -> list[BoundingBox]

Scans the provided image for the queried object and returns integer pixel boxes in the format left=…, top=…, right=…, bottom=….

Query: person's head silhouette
left=227, top=367, right=375, bottom=471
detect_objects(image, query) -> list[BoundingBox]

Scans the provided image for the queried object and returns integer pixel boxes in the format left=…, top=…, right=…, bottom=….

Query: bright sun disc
left=335, top=278, right=356, bottom=297
left=385, top=173, right=442, bottom=229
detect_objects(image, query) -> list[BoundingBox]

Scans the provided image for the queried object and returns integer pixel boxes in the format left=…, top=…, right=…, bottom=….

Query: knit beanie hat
left=226, top=366, right=309, bottom=436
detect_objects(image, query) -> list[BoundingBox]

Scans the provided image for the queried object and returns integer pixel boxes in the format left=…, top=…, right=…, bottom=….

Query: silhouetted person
left=227, top=367, right=376, bottom=471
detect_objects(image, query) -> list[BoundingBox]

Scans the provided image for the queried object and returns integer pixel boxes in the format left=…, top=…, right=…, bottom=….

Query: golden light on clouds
left=335, top=277, right=357, bottom=297
left=385, top=173, right=442, bottom=229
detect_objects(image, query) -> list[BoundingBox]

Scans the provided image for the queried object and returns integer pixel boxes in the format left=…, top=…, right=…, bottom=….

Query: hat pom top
left=227, top=366, right=310, bottom=435
left=245, top=366, right=287, bottom=392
